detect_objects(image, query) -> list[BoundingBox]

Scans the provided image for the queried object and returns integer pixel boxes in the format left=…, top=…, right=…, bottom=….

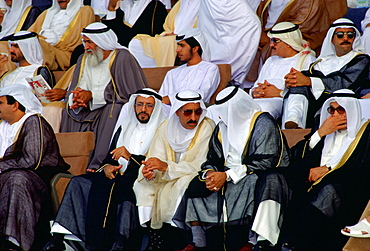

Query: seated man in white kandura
left=159, top=28, right=219, bottom=116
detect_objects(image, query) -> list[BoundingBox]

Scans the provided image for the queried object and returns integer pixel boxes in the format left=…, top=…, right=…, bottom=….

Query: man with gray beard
left=59, top=22, right=149, bottom=171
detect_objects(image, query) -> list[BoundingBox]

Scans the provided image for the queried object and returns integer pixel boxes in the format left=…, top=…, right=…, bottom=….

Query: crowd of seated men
left=0, top=0, right=370, bottom=250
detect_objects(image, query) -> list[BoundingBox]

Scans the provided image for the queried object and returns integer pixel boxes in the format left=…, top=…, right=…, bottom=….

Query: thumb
left=114, top=165, right=122, bottom=171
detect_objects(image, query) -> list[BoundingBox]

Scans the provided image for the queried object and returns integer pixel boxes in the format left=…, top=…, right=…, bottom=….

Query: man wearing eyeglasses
left=284, top=18, right=370, bottom=128
left=250, top=22, right=316, bottom=127
left=43, top=88, right=165, bottom=250
left=279, top=89, right=370, bottom=250
left=133, top=90, right=215, bottom=250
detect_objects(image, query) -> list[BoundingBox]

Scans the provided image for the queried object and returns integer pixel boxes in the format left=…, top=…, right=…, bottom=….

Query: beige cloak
left=134, top=117, right=215, bottom=229
left=28, top=6, right=95, bottom=71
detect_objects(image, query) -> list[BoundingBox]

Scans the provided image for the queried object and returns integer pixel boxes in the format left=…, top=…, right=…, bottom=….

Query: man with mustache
left=27, top=0, right=95, bottom=70
left=0, top=31, right=54, bottom=89
left=158, top=28, right=219, bottom=116
left=43, top=89, right=165, bottom=251
left=133, top=90, right=215, bottom=249
left=284, top=18, right=370, bottom=128
left=57, top=22, right=148, bottom=171
left=250, top=22, right=316, bottom=128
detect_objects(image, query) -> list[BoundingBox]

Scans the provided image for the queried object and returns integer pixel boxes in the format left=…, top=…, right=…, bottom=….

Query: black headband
left=215, top=86, right=239, bottom=105
left=82, top=27, right=110, bottom=34
left=331, top=92, right=357, bottom=98
left=176, top=35, right=185, bottom=41
left=330, top=22, right=356, bottom=29
left=135, top=89, right=162, bottom=101
left=10, top=32, right=38, bottom=41
left=175, top=93, right=202, bottom=101
left=269, top=24, right=299, bottom=34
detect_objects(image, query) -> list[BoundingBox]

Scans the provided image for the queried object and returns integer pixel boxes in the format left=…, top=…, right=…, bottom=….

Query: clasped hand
left=142, top=157, right=168, bottom=180
left=284, top=68, right=311, bottom=88
left=205, top=170, right=226, bottom=192
left=252, top=80, right=282, bottom=98
left=70, top=87, right=92, bottom=109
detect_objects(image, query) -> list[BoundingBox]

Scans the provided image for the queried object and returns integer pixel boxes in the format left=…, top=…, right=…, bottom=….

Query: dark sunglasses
left=180, top=108, right=203, bottom=116
left=270, top=38, right=282, bottom=45
left=327, top=106, right=346, bottom=115
left=334, top=31, right=356, bottom=39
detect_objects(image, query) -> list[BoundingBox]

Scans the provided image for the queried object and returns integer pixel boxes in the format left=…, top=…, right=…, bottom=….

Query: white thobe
left=250, top=54, right=315, bottom=120
left=40, top=10, right=70, bottom=45
left=159, top=61, right=219, bottom=116
left=68, top=52, right=113, bottom=112
left=0, top=64, right=40, bottom=89
left=361, top=8, right=370, bottom=55
left=198, top=0, right=261, bottom=85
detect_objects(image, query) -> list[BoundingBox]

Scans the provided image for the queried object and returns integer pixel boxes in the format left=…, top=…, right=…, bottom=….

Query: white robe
left=198, top=0, right=261, bottom=86
left=251, top=54, right=316, bottom=120
left=159, top=61, right=220, bottom=116
left=0, top=64, right=40, bottom=89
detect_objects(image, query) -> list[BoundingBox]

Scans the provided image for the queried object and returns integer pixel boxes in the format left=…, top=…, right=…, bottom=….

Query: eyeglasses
left=180, top=108, right=203, bottom=116
left=270, top=38, right=282, bottom=45
left=135, top=103, right=154, bottom=109
left=334, top=31, right=356, bottom=39
left=327, top=106, right=346, bottom=114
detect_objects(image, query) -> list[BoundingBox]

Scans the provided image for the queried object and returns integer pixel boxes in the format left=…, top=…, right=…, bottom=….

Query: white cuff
left=105, top=10, right=116, bottom=20
left=309, top=131, right=321, bottom=149
left=311, top=77, right=325, bottom=100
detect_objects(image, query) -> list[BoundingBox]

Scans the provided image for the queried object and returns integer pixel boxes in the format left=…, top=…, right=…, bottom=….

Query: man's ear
left=192, top=46, right=200, bottom=54
left=11, top=101, right=19, bottom=112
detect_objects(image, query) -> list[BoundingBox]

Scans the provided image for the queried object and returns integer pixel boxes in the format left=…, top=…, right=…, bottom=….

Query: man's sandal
left=341, top=218, right=370, bottom=238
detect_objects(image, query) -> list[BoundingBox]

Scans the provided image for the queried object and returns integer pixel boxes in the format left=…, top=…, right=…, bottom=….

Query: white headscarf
left=0, top=84, right=43, bottom=114
left=0, top=84, right=43, bottom=158
left=120, top=0, right=151, bottom=27
left=319, top=89, right=366, bottom=168
left=267, top=22, right=315, bottom=70
left=114, top=88, right=165, bottom=155
left=81, top=22, right=126, bottom=51
left=41, top=0, right=83, bottom=31
left=0, top=0, right=32, bottom=39
left=176, top=27, right=211, bottom=61
left=167, top=90, right=206, bottom=153
left=319, top=18, right=365, bottom=59
left=213, top=86, right=261, bottom=157
left=9, top=31, right=43, bottom=65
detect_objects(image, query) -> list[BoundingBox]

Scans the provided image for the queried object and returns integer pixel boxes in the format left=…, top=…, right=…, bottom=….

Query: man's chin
left=138, top=117, right=149, bottom=124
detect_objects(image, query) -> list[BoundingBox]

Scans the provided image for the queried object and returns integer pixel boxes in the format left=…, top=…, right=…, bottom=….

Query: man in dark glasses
left=133, top=90, right=215, bottom=250
left=279, top=89, right=370, bottom=250
left=284, top=18, right=370, bottom=129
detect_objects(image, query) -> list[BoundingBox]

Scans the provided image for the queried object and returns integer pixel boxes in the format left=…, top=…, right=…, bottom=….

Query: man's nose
left=190, top=112, right=197, bottom=120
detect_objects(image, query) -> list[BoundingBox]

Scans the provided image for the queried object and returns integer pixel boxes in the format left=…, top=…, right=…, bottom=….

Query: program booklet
left=25, top=75, right=51, bottom=103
